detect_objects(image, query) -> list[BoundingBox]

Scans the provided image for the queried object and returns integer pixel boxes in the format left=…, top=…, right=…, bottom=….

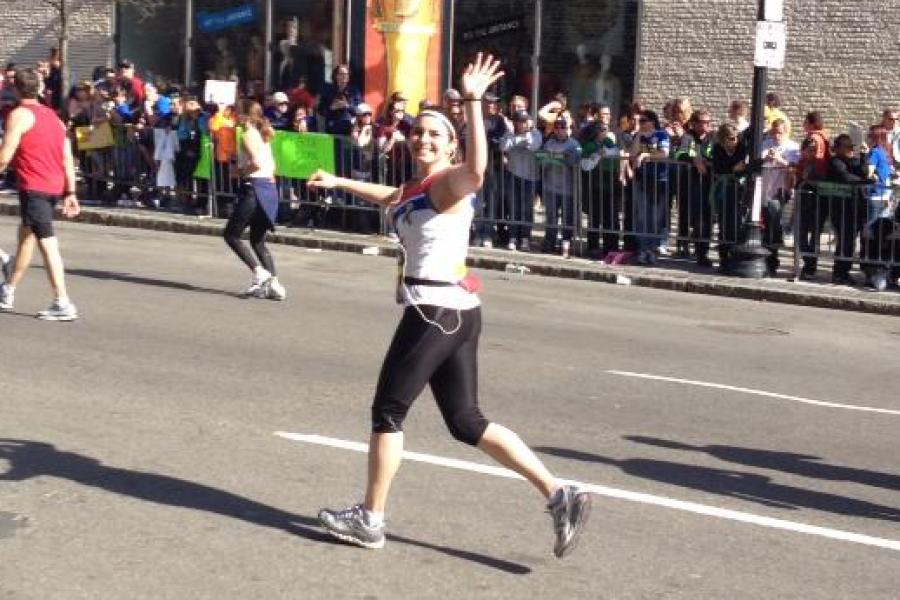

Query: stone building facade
left=0, top=0, right=115, bottom=84
left=637, top=0, right=900, bottom=134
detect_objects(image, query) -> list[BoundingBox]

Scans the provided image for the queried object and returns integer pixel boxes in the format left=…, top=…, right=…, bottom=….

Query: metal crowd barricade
left=75, top=123, right=155, bottom=206
left=793, top=180, right=900, bottom=280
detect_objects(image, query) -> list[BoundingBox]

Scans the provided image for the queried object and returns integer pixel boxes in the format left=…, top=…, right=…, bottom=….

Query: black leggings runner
left=224, top=183, right=275, bottom=274
left=372, top=305, right=489, bottom=446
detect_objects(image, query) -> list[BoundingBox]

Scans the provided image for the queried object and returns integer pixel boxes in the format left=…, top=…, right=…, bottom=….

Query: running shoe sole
left=318, top=520, right=385, bottom=549
left=555, top=491, right=592, bottom=559
left=36, top=313, right=78, bottom=322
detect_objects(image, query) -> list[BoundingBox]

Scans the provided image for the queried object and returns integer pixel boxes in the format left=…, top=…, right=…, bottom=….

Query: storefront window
left=540, top=0, right=638, bottom=116
left=453, top=2, right=536, bottom=102
left=272, top=1, right=336, bottom=95
left=452, top=0, right=638, bottom=115
left=193, top=0, right=266, bottom=86
left=118, top=0, right=187, bottom=87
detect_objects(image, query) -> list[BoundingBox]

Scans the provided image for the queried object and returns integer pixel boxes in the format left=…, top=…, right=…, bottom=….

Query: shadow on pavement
left=625, top=435, right=900, bottom=492
left=0, top=439, right=530, bottom=574
left=534, top=444, right=900, bottom=522
left=67, top=268, right=242, bottom=299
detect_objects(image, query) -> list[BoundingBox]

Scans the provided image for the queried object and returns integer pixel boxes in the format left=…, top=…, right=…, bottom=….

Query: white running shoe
left=0, top=283, right=13, bottom=311
left=243, top=270, right=270, bottom=297
left=264, top=276, right=286, bottom=301
left=37, top=299, right=78, bottom=321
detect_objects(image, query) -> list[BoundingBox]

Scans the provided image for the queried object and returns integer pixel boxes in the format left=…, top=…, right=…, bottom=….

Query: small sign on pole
left=764, top=0, right=784, bottom=22
left=754, top=21, right=786, bottom=70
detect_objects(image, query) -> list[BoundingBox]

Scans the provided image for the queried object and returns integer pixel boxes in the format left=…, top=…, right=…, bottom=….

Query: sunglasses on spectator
left=697, top=119, right=711, bottom=124
left=638, top=118, right=650, bottom=123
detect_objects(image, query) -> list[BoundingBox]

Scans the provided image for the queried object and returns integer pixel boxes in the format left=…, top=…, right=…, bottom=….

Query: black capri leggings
left=372, top=305, right=489, bottom=446
left=224, top=182, right=275, bottom=274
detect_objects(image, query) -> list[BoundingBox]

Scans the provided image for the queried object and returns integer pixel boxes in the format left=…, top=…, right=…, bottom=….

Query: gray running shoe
left=318, top=504, right=385, bottom=549
left=1, top=254, right=11, bottom=283
left=0, top=283, right=13, bottom=311
left=36, top=299, right=79, bottom=321
left=548, top=485, right=592, bottom=558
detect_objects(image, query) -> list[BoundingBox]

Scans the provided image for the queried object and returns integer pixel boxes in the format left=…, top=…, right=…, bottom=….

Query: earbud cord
left=395, top=240, right=462, bottom=336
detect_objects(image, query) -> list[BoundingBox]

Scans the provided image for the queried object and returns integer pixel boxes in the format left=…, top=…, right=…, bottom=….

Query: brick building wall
left=637, top=0, right=900, bottom=136
left=0, top=0, right=114, bottom=84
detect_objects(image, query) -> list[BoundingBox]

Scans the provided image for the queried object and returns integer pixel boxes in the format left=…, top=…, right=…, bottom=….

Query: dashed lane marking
left=606, top=370, right=900, bottom=416
left=276, top=431, right=900, bottom=553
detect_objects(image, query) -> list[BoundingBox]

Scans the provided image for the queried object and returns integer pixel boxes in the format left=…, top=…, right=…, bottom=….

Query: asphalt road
left=1, top=215, right=899, bottom=599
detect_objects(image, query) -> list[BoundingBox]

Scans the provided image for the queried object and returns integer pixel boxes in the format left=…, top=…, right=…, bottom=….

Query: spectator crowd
left=2, top=49, right=900, bottom=291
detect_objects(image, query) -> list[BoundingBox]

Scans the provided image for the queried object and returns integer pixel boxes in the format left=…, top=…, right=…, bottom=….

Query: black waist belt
left=402, top=277, right=458, bottom=287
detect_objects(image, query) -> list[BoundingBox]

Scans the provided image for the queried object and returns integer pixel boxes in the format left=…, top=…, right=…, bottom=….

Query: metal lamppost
left=730, top=0, right=785, bottom=278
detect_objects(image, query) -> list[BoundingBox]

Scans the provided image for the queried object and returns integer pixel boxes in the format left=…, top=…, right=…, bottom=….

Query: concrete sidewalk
left=2, top=193, right=899, bottom=316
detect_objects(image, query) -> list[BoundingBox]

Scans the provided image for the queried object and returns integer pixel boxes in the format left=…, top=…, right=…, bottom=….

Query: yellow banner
left=75, top=122, right=115, bottom=151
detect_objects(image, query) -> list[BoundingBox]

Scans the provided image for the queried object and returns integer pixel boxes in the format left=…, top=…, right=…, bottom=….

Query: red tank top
left=14, top=103, right=66, bottom=195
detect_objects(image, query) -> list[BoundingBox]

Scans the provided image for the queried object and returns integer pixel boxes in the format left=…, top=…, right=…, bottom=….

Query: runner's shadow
left=534, top=445, right=900, bottom=522
left=625, top=435, right=900, bottom=492
left=0, top=439, right=529, bottom=574
left=67, top=268, right=242, bottom=299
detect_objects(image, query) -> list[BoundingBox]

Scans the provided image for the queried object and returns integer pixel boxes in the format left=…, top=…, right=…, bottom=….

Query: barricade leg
left=761, top=196, right=785, bottom=275
left=542, top=190, right=560, bottom=253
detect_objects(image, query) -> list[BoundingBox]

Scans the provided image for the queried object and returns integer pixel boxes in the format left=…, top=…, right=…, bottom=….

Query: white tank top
left=391, top=177, right=480, bottom=310
left=241, top=126, right=275, bottom=179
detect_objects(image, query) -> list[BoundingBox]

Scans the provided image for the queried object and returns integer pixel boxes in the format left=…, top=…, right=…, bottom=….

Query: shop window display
left=452, top=0, right=637, bottom=114
left=273, top=2, right=335, bottom=96
left=193, top=0, right=266, bottom=86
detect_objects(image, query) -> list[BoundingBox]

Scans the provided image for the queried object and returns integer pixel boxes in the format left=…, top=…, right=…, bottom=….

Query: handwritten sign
left=271, top=131, right=336, bottom=180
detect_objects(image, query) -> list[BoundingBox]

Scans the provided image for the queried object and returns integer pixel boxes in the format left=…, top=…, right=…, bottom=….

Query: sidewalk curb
left=2, top=201, right=899, bottom=317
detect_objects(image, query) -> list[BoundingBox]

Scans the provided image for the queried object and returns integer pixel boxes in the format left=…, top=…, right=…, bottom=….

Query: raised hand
left=460, top=53, right=504, bottom=100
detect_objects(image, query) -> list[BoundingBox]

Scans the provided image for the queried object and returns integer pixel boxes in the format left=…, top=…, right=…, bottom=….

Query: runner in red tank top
left=0, top=68, right=80, bottom=320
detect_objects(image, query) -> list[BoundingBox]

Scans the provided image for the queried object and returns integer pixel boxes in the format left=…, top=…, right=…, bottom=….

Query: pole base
left=728, top=222, right=770, bottom=279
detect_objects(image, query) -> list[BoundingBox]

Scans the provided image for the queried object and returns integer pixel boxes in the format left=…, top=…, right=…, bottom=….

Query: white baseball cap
left=272, top=91, right=289, bottom=104
left=356, top=102, right=373, bottom=116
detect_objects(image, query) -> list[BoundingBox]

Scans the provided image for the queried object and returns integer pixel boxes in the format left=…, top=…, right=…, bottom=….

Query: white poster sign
left=754, top=21, right=786, bottom=70
left=848, top=122, right=865, bottom=149
left=204, top=80, right=237, bottom=106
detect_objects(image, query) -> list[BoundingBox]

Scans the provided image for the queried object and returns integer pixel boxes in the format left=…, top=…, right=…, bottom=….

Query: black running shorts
left=19, top=190, right=59, bottom=239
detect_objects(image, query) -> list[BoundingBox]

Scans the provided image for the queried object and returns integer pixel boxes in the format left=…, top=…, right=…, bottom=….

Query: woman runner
left=223, top=100, right=286, bottom=300
left=308, top=54, right=591, bottom=558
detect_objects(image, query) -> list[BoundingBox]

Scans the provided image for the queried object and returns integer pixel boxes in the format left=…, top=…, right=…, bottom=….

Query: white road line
left=606, top=370, right=900, bottom=416
left=276, top=431, right=900, bottom=553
